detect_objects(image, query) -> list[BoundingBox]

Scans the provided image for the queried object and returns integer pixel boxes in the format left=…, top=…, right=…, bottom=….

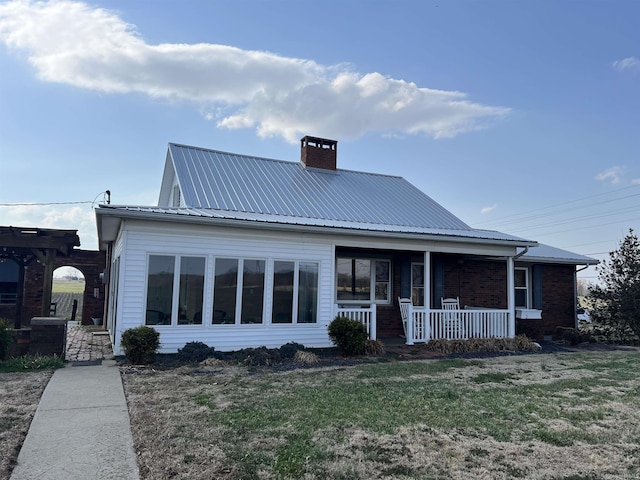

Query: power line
left=0, top=201, right=94, bottom=206
left=475, top=184, right=640, bottom=228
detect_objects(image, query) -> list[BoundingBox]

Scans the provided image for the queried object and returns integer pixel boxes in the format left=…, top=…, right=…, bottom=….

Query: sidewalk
left=10, top=325, right=139, bottom=480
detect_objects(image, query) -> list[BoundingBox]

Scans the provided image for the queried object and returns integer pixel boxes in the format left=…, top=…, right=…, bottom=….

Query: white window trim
left=271, top=259, right=320, bottom=325
left=144, top=254, right=207, bottom=327
left=515, top=267, right=530, bottom=309
left=335, top=257, right=391, bottom=305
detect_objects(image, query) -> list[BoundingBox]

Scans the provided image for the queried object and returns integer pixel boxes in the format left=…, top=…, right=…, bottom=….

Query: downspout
left=514, top=246, right=529, bottom=260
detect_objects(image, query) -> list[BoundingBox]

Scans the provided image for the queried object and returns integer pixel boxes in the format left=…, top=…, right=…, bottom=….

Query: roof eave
left=95, top=206, right=538, bottom=249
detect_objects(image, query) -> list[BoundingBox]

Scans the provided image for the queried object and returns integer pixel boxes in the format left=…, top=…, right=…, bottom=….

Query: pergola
left=0, top=226, right=80, bottom=329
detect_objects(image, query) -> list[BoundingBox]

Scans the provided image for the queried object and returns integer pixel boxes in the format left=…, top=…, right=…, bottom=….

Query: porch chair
left=397, top=297, right=412, bottom=338
left=441, top=297, right=462, bottom=339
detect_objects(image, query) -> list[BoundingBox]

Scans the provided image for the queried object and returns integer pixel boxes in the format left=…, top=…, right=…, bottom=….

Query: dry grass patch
left=0, top=371, right=53, bottom=479
left=122, top=349, right=640, bottom=480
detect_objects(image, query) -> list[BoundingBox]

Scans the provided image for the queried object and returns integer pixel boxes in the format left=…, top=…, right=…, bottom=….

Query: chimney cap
left=301, top=135, right=337, bottom=147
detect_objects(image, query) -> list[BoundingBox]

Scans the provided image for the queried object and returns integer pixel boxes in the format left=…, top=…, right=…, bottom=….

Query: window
left=515, top=268, right=529, bottom=308
left=298, top=262, right=318, bottom=323
left=411, top=263, right=425, bottom=306
left=272, top=260, right=319, bottom=324
left=172, top=185, right=181, bottom=207
left=213, top=258, right=266, bottom=325
left=0, top=259, right=18, bottom=304
left=241, top=259, right=265, bottom=324
left=212, top=258, right=238, bottom=324
left=336, top=257, right=390, bottom=303
left=146, top=255, right=175, bottom=325
left=272, top=261, right=294, bottom=323
left=178, top=257, right=205, bottom=324
left=146, top=255, right=206, bottom=326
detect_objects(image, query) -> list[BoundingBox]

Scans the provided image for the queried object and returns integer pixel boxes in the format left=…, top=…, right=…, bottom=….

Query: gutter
left=95, top=206, right=538, bottom=249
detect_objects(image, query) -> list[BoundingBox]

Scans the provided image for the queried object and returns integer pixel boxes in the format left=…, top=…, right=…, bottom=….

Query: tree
left=589, top=229, right=640, bottom=335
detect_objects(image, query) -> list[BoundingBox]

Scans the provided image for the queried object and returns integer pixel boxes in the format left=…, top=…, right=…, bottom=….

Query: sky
left=0, top=0, right=639, bottom=284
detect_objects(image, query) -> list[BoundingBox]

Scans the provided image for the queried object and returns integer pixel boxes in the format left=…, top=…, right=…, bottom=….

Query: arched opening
left=52, top=266, right=85, bottom=321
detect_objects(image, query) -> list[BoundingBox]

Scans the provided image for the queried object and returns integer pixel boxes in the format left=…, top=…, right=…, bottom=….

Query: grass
left=122, top=349, right=640, bottom=479
left=0, top=355, right=65, bottom=373
left=52, top=279, right=85, bottom=294
left=0, top=360, right=60, bottom=479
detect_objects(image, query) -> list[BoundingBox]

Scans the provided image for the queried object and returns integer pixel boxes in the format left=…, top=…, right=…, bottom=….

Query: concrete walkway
left=10, top=326, right=139, bottom=480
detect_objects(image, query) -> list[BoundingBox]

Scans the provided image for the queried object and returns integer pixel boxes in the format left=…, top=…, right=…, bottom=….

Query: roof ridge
left=168, top=142, right=405, bottom=180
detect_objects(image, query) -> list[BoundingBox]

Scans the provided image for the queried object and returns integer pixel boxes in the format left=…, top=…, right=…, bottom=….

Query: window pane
left=146, top=255, right=174, bottom=325
left=213, top=258, right=238, bottom=324
left=412, top=287, right=425, bottom=307
left=337, top=258, right=370, bottom=301
left=374, top=260, right=390, bottom=302
left=241, top=259, right=265, bottom=324
left=298, top=262, right=318, bottom=323
left=273, top=261, right=294, bottom=323
left=515, top=289, right=527, bottom=308
left=375, top=282, right=388, bottom=301
left=412, top=264, right=424, bottom=287
left=178, top=257, right=205, bottom=325
left=515, top=269, right=527, bottom=288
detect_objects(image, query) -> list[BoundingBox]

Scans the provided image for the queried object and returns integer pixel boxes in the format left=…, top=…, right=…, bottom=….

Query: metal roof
left=96, top=204, right=535, bottom=245
left=520, top=244, right=599, bottom=265
left=168, top=143, right=473, bottom=231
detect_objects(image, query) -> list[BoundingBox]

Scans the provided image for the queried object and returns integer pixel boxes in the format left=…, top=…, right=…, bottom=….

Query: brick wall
left=6, top=249, right=106, bottom=327
left=440, top=255, right=508, bottom=308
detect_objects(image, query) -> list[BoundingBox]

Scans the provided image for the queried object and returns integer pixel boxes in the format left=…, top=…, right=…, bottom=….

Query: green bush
left=0, top=354, right=64, bottom=372
left=177, top=341, right=216, bottom=363
left=0, top=318, right=12, bottom=360
left=121, top=326, right=160, bottom=364
left=279, top=342, right=306, bottom=359
left=328, top=316, right=368, bottom=356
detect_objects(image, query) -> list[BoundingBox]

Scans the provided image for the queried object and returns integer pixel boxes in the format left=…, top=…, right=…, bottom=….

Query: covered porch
left=333, top=247, right=519, bottom=345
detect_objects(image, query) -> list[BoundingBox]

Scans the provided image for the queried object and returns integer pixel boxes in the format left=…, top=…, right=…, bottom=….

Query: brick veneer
left=5, top=249, right=106, bottom=327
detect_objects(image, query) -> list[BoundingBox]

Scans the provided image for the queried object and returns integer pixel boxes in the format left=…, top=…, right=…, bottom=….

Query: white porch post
left=507, top=256, right=515, bottom=338
left=424, top=250, right=431, bottom=341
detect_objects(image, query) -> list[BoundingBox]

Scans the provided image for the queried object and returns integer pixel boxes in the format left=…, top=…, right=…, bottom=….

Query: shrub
left=364, top=339, right=386, bottom=356
left=0, top=318, right=12, bottom=360
left=0, top=354, right=65, bottom=372
left=177, top=341, right=216, bottom=363
left=121, top=326, right=160, bottom=364
left=293, top=350, right=320, bottom=366
left=240, top=346, right=281, bottom=366
left=279, top=342, right=306, bottom=359
left=328, top=316, right=368, bottom=356
left=425, top=335, right=538, bottom=354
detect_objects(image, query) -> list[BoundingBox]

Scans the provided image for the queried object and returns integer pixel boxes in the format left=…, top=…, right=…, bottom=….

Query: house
left=95, top=136, right=597, bottom=355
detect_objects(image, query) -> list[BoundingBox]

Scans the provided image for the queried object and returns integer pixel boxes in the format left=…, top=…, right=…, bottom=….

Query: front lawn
left=122, top=349, right=640, bottom=479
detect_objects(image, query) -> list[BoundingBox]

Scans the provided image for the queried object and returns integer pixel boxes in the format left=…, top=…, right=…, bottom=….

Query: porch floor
left=379, top=336, right=446, bottom=360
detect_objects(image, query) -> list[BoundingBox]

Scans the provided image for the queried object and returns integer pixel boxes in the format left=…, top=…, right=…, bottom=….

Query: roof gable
left=166, top=143, right=471, bottom=231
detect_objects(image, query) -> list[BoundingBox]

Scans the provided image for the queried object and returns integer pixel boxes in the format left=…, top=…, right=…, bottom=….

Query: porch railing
left=335, top=305, right=377, bottom=340
left=411, top=307, right=509, bottom=343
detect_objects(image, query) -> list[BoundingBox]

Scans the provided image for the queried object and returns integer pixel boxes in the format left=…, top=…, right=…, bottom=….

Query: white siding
left=113, top=221, right=334, bottom=354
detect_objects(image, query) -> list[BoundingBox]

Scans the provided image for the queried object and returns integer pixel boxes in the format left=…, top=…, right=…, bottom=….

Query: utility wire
left=475, top=184, right=640, bottom=228
left=0, top=201, right=94, bottom=206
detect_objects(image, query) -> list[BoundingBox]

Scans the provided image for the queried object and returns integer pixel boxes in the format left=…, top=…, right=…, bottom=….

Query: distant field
left=52, top=279, right=85, bottom=294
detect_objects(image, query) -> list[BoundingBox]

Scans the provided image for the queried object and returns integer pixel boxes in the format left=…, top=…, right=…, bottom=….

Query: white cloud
left=0, top=204, right=98, bottom=250
left=595, top=166, right=625, bottom=185
left=632, top=178, right=640, bottom=185
left=613, top=56, right=640, bottom=72
left=480, top=204, right=497, bottom=214
left=0, top=0, right=510, bottom=143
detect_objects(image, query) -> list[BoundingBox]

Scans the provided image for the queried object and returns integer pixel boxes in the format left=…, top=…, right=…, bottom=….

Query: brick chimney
left=300, top=136, right=337, bottom=170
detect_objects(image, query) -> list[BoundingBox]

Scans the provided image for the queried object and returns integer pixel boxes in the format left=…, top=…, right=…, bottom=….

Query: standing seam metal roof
left=168, top=143, right=472, bottom=231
